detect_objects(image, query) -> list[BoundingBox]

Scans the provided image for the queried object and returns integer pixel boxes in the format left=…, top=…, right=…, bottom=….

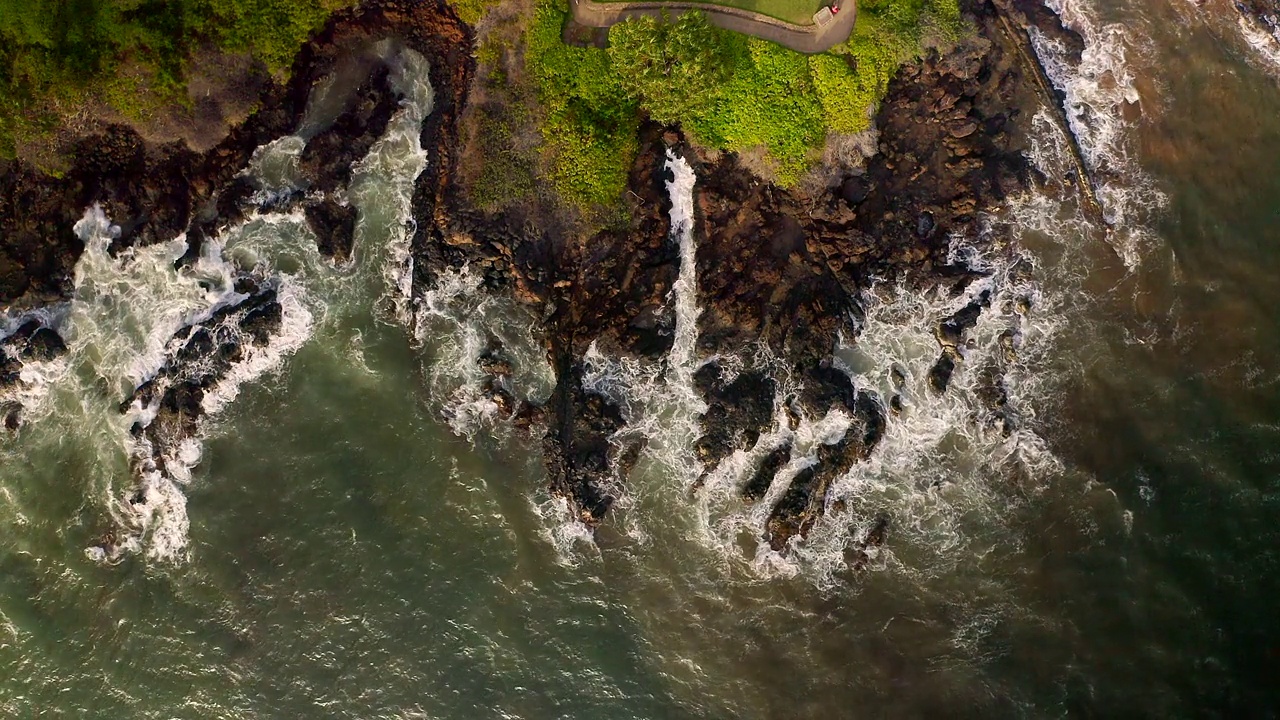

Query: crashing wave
left=1238, top=13, right=1280, bottom=72
left=1028, top=0, right=1167, bottom=267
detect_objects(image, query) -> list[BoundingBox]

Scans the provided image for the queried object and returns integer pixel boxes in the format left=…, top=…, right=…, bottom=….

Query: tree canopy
left=606, top=12, right=737, bottom=126
left=0, top=0, right=349, bottom=158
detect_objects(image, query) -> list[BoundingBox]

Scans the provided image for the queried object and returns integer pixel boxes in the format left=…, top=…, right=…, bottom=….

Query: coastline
left=0, top=0, right=1083, bottom=553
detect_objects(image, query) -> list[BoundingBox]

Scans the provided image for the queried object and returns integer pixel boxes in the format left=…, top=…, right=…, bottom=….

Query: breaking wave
left=2, top=45, right=441, bottom=564
left=1238, top=14, right=1280, bottom=73
left=413, top=265, right=554, bottom=440
left=1028, top=0, right=1167, bottom=267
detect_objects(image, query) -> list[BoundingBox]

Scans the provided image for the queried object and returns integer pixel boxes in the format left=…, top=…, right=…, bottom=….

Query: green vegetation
left=600, top=0, right=825, bottom=26
left=452, top=0, right=496, bottom=25
left=525, top=0, right=640, bottom=206
left=521, top=0, right=960, bottom=206
left=0, top=0, right=351, bottom=159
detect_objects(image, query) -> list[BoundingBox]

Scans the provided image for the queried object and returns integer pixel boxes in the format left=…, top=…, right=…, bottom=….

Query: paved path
left=569, top=0, right=856, bottom=53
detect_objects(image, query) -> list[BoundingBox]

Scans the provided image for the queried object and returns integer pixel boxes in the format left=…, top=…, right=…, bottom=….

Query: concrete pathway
left=569, top=0, right=857, bottom=53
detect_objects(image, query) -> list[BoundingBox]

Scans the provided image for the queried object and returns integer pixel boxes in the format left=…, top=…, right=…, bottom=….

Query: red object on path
left=831, top=4, right=839, bottom=13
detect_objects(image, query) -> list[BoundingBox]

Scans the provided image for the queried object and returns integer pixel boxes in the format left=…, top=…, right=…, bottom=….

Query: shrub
left=0, top=0, right=353, bottom=159
left=525, top=0, right=638, bottom=206
left=521, top=0, right=964, bottom=194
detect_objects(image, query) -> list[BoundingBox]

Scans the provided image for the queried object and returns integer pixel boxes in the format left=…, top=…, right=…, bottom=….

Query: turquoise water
left=4, top=0, right=1280, bottom=715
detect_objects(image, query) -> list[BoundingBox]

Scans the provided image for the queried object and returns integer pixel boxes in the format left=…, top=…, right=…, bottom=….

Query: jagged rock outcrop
left=121, top=276, right=284, bottom=473
left=0, top=319, right=67, bottom=430
left=403, top=0, right=1083, bottom=556
left=0, top=0, right=1085, bottom=565
left=0, top=0, right=474, bottom=308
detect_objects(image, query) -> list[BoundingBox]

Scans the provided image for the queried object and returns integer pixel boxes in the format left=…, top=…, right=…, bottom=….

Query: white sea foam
left=414, top=265, right=553, bottom=440
left=532, top=494, right=600, bottom=565
left=618, top=185, right=1098, bottom=586
left=77, top=47, right=441, bottom=563
left=201, top=282, right=315, bottom=415
left=526, top=151, right=711, bottom=545
left=1238, top=15, right=1280, bottom=72
left=68, top=206, right=246, bottom=396
left=1028, top=0, right=1167, bottom=267
left=666, top=150, right=700, bottom=384
left=350, top=45, right=435, bottom=325
left=69, top=227, right=314, bottom=562
left=0, top=307, right=73, bottom=428
left=244, top=135, right=308, bottom=203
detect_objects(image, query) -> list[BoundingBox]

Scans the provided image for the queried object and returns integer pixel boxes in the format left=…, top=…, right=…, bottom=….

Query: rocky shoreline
left=423, top=0, right=1085, bottom=551
left=0, top=0, right=1085, bottom=560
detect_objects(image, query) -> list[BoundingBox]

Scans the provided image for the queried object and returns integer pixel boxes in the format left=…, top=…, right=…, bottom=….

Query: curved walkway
left=569, top=0, right=857, bottom=53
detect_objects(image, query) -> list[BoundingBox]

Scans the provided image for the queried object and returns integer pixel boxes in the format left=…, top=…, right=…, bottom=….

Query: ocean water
left=3, top=0, right=1280, bottom=715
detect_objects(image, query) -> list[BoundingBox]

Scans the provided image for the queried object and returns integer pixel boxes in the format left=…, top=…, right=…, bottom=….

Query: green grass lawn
left=597, top=0, right=826, bottom=26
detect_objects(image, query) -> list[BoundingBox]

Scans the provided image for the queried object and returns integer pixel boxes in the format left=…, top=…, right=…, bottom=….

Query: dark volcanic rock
left=694, top=363, right=777, bottom=477
left=743, top=443, right=792, bottom=501
left=414, top=0, right=1050, bottom=550
left=929, top=352, right=959, bottom=394
left=123, top=276, right=283, bottom=479
left=929, top=289, right=993, bottom=393
left=764, top=392, right=886, bottom=551
left=299, top=65, right=400, bottom=194
left=541, top=360, right=638, bottom=525
left=305, top=199, right=359, bottom=262
left=557, top=130, right=682, bottom=360
left=0, top=0, right=474, bottom=310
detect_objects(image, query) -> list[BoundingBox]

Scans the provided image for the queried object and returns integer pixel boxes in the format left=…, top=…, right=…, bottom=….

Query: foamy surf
left=414, top=265, right=554, bottom=440
left=1238, top=15, right=1280, bottom=72
left=29, top=45, right=442, bottom=564
left=349, top=46, right=435, bottom=325
left=1029, top=0, right=1167, bottom=267
left=68, top=206, right=245, bottom=396
left=68, top=215, right=316, bottom=563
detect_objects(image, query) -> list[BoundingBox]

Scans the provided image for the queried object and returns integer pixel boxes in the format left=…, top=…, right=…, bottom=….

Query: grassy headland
left=463, top=0, right=963, bottom=213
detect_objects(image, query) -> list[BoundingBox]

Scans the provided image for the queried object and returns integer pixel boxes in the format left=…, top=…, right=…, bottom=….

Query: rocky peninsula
left=0, top=0, right=1088, bottom=557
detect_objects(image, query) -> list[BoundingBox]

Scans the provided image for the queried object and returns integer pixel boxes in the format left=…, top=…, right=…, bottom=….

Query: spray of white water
left=1237, top=14, right=1280, bottom=72
left=413, top=265, right=554, bottom=440
left=0, top=307, right=72, bottom=428
left=523, top=150, right=712, bottom=556
left=351, top=42, right=435, bottom=324
left=2, top=46, right=439, bottom=563
left=666, top=150, right=701, bottom=385
left=1028, top=0, right=1167, bottom=267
